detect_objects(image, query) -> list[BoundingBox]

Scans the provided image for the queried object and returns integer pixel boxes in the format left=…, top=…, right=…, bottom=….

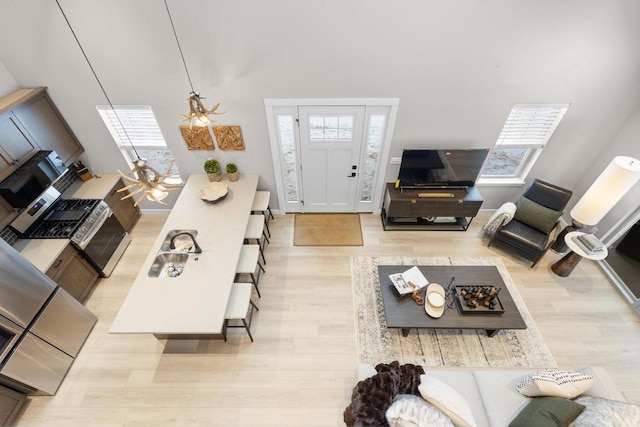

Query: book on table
left=389, top=266, right=429, bottom=296
left=571, top=234, right=605, bottom=255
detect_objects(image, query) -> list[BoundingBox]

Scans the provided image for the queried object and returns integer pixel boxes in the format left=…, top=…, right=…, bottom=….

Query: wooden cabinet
left=0, top=111, right=39, bottom=176
left=381, top=183, right=483, bottom=231
left=46, top=243, right=99, bottom=303
left=12, top=90, right=84, bottom=166
left=104, top=179, right=140, bottom=231
left=0, top=87, right=84, bottom=182
left=0, top=384, right=26, bottom=427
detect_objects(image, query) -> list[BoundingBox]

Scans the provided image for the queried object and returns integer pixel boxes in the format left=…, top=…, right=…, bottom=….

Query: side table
left=551, top=231, right=608, bottom=277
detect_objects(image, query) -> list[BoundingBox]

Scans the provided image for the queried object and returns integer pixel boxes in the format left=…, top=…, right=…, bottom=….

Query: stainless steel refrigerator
left=0, top=238, right=97, bottom=395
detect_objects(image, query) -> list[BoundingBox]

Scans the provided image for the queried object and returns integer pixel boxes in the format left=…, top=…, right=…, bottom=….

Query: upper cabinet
left=0, top=112, right=39, bottom=176
left=0, top=87, right=84, bottom=182
left=11, top=88, right=84, bottom=165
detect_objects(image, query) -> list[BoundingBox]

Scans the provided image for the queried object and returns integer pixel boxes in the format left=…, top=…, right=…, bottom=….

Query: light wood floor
left=15, top=213, right=640, bottom=426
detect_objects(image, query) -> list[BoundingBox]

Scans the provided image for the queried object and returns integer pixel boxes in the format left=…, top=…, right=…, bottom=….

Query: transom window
left=309, top=115, right=354, bottom=140
left=480, top=104, right=569, bottom=184
left=96, top=105, right=181, bottom=178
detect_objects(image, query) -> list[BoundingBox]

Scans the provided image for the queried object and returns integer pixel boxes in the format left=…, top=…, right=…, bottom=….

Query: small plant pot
left=207, top=172, right=222, bottom=182
left=227, top=172, right=239, bottom=182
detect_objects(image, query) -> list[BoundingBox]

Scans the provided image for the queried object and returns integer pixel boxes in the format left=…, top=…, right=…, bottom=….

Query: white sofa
left=355, top=363, right=626, bottom=427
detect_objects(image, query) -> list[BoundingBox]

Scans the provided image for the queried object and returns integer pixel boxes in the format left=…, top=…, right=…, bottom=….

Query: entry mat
left=294, top=213, right=363, bottom=246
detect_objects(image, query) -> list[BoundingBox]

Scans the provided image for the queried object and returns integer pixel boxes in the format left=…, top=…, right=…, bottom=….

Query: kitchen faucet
left=169, top=232, right=202, bottom=253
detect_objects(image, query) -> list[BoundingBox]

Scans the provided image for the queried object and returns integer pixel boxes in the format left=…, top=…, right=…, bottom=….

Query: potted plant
left=226, top=162, right=239, bottom=182
left=204, top=159, right=221, bottom=182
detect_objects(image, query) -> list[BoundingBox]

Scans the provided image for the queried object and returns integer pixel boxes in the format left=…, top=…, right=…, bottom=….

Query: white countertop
left=15, top=174, right=122, bottom=272
left=63, top=174, right=121, bottom=200
left=110, top=173, right=259, bottom=335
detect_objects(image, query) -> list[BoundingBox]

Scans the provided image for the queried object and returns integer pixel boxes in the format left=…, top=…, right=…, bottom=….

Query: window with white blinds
left=481, top=104, right=569, bottom=182
left=96, top=105, right=180, bottom=177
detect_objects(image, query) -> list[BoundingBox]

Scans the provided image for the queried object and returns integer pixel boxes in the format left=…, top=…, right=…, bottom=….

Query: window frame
left=96, top=105, right=181, bottom=178
left=479, top=104, right=569, bottom=186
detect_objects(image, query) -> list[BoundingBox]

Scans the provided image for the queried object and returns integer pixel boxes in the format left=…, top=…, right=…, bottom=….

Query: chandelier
left=164, top=0, right=224, bottom=127
left=118, top=159, right=182, bottom=206
left=56, top=0, right=182, bottom=205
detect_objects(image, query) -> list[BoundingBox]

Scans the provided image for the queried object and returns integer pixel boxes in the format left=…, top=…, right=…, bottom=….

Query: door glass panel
left=360, top=114, right=387, bottom=201
left=309, top=115, right=354, bottom=141
left=277, top=115, right=299, bottom=202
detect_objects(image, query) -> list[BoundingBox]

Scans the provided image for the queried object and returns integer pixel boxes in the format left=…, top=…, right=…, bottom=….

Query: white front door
left=298, top=106, right=365, bottom=213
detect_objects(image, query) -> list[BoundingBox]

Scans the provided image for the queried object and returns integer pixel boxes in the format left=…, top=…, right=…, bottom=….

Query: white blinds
left=497, top=104, right=569, bottom=148
left=96, top=105, right=166, bottom=147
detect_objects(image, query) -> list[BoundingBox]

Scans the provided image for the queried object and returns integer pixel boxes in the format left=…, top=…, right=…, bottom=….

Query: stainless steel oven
left=73, top=206, right=131, bottom=277
left=10, top=186, right=131, bottom=278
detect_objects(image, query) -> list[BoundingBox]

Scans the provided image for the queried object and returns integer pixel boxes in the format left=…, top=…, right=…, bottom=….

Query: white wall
left=0, top=59, right=18, bottom=98
left=0, top=0, right=639, bottom=217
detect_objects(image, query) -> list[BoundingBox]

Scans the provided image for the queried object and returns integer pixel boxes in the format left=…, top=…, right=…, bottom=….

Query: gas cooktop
left=11, top=186, right=105, bottom=242
left=27, top=198, right=101, bottom=239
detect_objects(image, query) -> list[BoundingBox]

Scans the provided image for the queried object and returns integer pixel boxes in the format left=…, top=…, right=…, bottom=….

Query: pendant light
left=164, top=0, right=224, bottom=127
left=56, top=0, right=181, bottom=205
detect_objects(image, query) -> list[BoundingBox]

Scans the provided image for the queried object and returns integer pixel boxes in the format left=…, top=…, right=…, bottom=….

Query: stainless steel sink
left=148, top=252, right=189, bottom=278
left=159, top=229, right=198, bottom=252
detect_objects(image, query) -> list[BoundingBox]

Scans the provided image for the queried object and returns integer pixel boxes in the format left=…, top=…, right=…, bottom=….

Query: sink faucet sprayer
left=169, top=232, right=202, bottom=253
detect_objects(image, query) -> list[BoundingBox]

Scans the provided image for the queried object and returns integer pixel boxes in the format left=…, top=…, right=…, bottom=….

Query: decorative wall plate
left=213, top=125, right=245, bottom=150
left=180, top=125, right=215, bottom=150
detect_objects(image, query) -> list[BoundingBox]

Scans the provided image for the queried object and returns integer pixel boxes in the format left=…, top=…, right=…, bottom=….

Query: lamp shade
left=570, top=156, right=640, bottom=226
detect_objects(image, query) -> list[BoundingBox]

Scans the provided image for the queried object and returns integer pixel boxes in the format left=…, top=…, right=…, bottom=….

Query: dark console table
left=381, top=183, right=483, bottom=231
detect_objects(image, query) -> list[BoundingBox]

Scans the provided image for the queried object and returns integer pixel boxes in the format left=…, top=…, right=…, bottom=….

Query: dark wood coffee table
left=377, top=265, right=527, bottom=337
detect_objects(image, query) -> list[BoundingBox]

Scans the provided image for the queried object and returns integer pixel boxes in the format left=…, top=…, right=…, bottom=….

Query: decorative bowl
left=199, top=182, right=228, bottom=203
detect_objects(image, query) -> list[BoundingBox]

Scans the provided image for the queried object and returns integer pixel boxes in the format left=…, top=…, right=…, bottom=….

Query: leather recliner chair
left=489, top=179, right=573, bottom=267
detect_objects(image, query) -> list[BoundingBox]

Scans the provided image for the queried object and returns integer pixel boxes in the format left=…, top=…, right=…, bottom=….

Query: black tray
left=453, top=286, right=505, bottom=315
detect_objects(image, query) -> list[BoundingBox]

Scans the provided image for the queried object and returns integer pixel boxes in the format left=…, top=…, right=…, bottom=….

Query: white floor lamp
left=551, top=156, right=640, bottom=253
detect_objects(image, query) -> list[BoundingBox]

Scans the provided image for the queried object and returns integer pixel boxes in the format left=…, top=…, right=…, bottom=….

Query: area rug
left=294, top=214, right=363, bottom=246
left=351, top=256, right=556, bottom=368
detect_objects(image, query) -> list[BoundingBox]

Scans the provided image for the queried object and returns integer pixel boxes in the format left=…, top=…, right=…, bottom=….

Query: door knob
left=348, top=172, right=356, bottom=177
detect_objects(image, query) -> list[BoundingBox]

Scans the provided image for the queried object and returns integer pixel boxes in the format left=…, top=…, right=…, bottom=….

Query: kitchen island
left=110, top=173, right=259, bottom=337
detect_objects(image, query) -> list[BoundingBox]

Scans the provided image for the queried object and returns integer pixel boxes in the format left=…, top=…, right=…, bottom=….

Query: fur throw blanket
left=343, top=361, right=425, bottom=427
left=483, top=202, right=517, bottom=234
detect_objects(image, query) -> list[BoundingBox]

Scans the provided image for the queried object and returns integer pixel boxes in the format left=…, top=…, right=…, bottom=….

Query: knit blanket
left=483, top=202, right=517, bottom=233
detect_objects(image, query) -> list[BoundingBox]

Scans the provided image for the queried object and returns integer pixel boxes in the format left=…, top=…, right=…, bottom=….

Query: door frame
left=264, top=98, right=399, bottom=214
left=597, top=206, right=640, bottom=315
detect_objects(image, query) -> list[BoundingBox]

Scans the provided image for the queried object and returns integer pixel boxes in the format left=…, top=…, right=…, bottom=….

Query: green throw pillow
left=509, top=396, right=586, bottom=427
left=514, top=197, right=563, bottom=233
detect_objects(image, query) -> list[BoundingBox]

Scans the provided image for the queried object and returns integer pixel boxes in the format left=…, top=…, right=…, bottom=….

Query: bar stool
left=223, top=282, right=259, bottom=342
left=251, top=191, right=273, bottom=237
left=244, top=214, right=269, bottom=265
left=236, top=244, right=265, bottom=297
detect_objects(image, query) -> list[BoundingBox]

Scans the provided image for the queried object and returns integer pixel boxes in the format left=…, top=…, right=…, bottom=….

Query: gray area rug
left=351, top=256, right=557, bottom=368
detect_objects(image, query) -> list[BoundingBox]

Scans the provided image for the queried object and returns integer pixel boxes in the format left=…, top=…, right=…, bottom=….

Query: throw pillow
left=418, top=374, right=477, bottom=427
left=386, top=394, right=454, bottom=427
left=513, top=197, right=563, bottom=233
left=573, top=396, right=640, bottom=427
left=517, top=369, right=594, bottom=399
left=508, top=396, right=585, bottom=427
